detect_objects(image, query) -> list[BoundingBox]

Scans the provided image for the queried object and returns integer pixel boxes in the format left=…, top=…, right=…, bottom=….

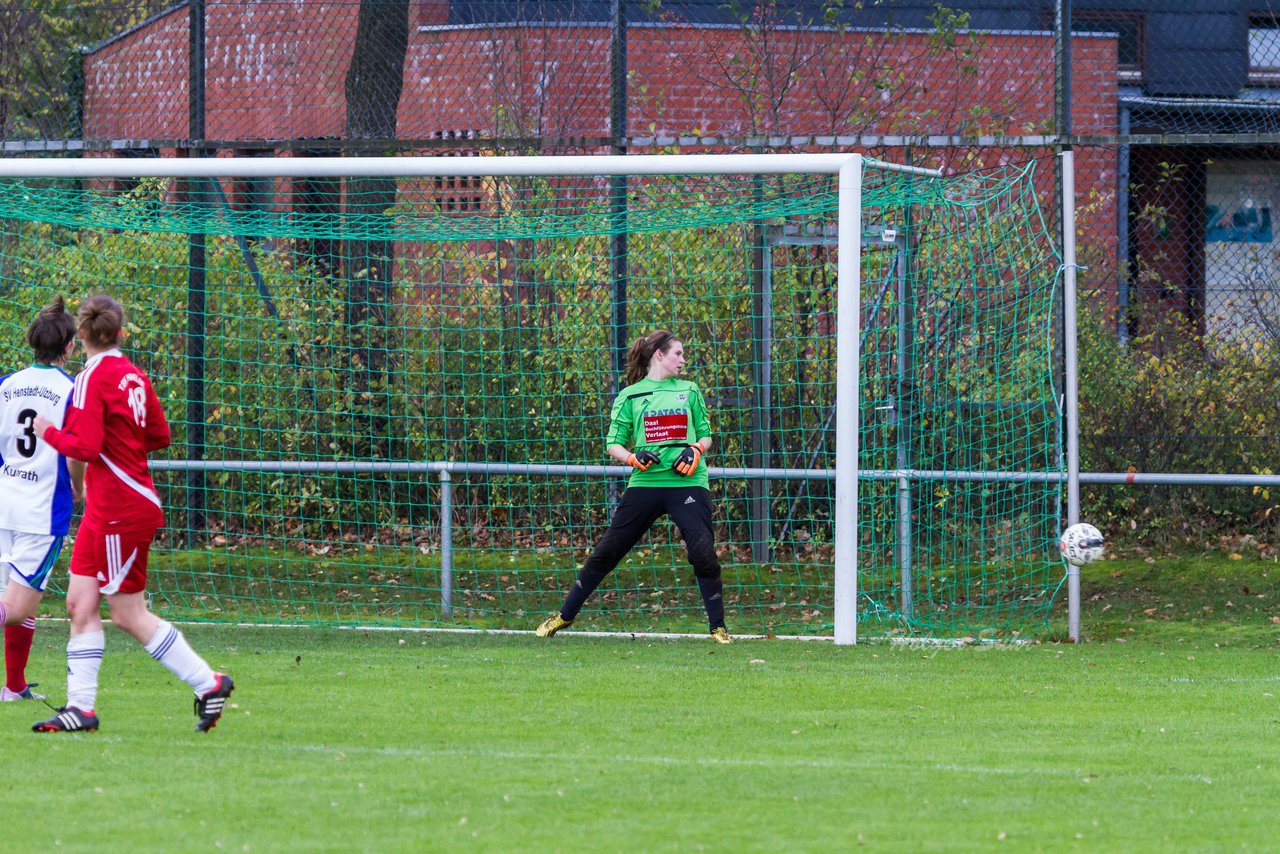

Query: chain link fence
left=2, top=0, right=1279, bottom=553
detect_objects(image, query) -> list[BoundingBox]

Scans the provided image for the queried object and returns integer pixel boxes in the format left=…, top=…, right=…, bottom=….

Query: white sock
left=145, top=620, right=217, bottom=695
left=66, top=630, right=105, bottom=711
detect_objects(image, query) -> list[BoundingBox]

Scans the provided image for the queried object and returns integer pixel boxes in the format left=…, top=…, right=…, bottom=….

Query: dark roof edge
left=1122, top=95, right=1280, bottom=114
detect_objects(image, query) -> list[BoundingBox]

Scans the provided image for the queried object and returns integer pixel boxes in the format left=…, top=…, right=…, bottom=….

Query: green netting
left=0, top=159, right=1065, bottom=638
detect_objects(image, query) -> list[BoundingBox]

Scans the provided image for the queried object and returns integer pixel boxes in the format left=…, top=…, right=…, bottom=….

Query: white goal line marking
left=34, top=616, right=1017, bottom=646
left=227, top=623, right=1018, bottom=646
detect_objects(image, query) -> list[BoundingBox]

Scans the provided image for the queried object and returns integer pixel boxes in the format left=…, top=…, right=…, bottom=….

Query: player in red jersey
left=30, top=294, right=234, bottom=733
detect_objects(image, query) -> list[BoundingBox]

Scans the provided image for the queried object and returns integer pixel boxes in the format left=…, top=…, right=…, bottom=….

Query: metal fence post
left=440, top=467, right=453, bottom=617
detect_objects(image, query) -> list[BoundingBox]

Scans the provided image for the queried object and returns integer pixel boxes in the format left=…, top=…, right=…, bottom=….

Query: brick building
left=78, top=1, right=1128, bottom=310
left=82, top=2, right=1117, bottom=144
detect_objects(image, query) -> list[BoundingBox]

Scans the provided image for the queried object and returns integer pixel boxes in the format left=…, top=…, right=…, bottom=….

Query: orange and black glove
left=627, top=450, right=661, bottom=471
left=672, top=444, right=703, bottom=476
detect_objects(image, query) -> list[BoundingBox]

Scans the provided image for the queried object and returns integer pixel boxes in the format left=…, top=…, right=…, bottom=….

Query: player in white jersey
left=0, top=297, right=82, bottom=701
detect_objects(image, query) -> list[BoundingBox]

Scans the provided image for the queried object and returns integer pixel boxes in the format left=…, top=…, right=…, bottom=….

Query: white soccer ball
left=1059, top=523, right=1104, bottom=566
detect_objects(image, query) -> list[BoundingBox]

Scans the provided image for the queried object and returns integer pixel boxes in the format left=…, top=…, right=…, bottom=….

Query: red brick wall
left=83, top=5, right=189, bottom=141
left=80, top=11, right=1119, bottom=299
left=395, top=25, right=1118, bottom=140
left=84, top=14, right=1117, bottom=142
left=83, top=3, right=359, bottom=141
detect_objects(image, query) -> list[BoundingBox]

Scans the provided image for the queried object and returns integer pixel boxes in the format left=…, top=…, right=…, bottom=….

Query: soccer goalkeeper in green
left=536, top=329, right=730, bottom=643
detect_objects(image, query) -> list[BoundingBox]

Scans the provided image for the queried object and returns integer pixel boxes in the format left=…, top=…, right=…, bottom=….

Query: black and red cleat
left=195, top=673, right=235, bottom=732
left=33, top=706, right=100, bottom=733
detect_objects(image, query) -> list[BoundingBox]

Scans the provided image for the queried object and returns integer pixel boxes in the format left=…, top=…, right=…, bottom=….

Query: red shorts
left=69, top=521, right=156, bottom=595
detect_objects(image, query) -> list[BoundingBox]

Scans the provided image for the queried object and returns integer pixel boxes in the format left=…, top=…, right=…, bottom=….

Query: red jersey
left=42, top=349, right=171, bottom=529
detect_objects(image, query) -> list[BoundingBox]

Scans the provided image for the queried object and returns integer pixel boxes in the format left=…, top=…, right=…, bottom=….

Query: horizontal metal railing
left=148, top=458, right=1280, bottom=618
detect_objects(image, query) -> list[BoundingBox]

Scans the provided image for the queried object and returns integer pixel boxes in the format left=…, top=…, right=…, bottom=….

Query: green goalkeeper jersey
left=606, top=377, right=711, bottom=488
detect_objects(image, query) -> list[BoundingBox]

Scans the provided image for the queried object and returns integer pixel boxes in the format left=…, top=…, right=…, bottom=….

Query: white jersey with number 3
left=0, top=365, right=75, bottom=536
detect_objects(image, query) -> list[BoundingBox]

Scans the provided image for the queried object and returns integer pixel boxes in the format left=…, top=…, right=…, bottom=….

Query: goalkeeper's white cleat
left=710, top=627, right=732, bottom=645
left=535, top=614, right=573, bottom=637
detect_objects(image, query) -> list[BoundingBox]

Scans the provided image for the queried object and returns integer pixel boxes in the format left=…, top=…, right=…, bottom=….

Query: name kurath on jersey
left=3, top=385, right=63, bottom=404
left=2, top=463, right=39, bottom=482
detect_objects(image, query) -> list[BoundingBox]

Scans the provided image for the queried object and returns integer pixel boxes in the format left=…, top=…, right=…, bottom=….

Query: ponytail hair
left=27, top=296, right=77, bottom=363
left=77, top=294, right=125, bottom=350
left=623, top=329, right=677, bottom=386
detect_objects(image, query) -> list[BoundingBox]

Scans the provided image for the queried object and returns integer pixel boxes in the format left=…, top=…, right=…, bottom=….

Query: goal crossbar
left=0, top=153, right=941, bottom=179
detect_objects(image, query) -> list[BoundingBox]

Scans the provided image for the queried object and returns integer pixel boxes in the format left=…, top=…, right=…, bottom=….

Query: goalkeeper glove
left=627, top=450, right=662, bottom=471
left=672, top=444, right=703, bottom=476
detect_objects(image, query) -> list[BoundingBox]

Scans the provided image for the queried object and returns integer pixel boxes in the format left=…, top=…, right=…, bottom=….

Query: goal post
left=834, top=154, right=864, bottom=645
left=0, top=152, right=1071, bottom=643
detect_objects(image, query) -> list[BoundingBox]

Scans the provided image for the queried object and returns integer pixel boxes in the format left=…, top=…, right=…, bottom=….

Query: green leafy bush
left=1078, top=306, right=1280, bottom=547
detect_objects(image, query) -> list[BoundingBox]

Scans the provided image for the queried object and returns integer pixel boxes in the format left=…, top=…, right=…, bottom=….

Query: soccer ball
left=1059, top=522, right=1104, bottom=566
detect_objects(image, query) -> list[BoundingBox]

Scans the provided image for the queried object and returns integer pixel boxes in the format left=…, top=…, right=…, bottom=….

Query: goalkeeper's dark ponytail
left=624, top=329, right=676, bottom=386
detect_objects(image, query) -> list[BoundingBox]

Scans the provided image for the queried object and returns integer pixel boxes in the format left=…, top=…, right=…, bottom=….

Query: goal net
left=0, top=154, right=1065, bottom=640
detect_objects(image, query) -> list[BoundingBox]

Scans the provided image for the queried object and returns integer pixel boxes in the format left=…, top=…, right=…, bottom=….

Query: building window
left=1069, top=11, right=1144, bottom=82
left=1249, top=15, right=1280, bottom=85
left=431, top=130, right=485, bottom=214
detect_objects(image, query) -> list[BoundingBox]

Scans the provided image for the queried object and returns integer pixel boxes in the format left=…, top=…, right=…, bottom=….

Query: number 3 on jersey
left=15, top=407, right=37, bottom=457
left=127, top=384, right=147, bottom=427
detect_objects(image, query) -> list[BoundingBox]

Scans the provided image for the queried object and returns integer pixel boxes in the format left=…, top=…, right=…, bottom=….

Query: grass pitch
left=3, top=556, right=1278, bottom=852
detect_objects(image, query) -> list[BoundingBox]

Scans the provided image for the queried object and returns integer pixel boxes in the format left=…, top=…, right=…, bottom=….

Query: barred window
left=1071, top=11, right=1144, bottom=81
left=430, top=130, right=485, bottom=214
left=1249, top=14, right=1280, bottom=85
